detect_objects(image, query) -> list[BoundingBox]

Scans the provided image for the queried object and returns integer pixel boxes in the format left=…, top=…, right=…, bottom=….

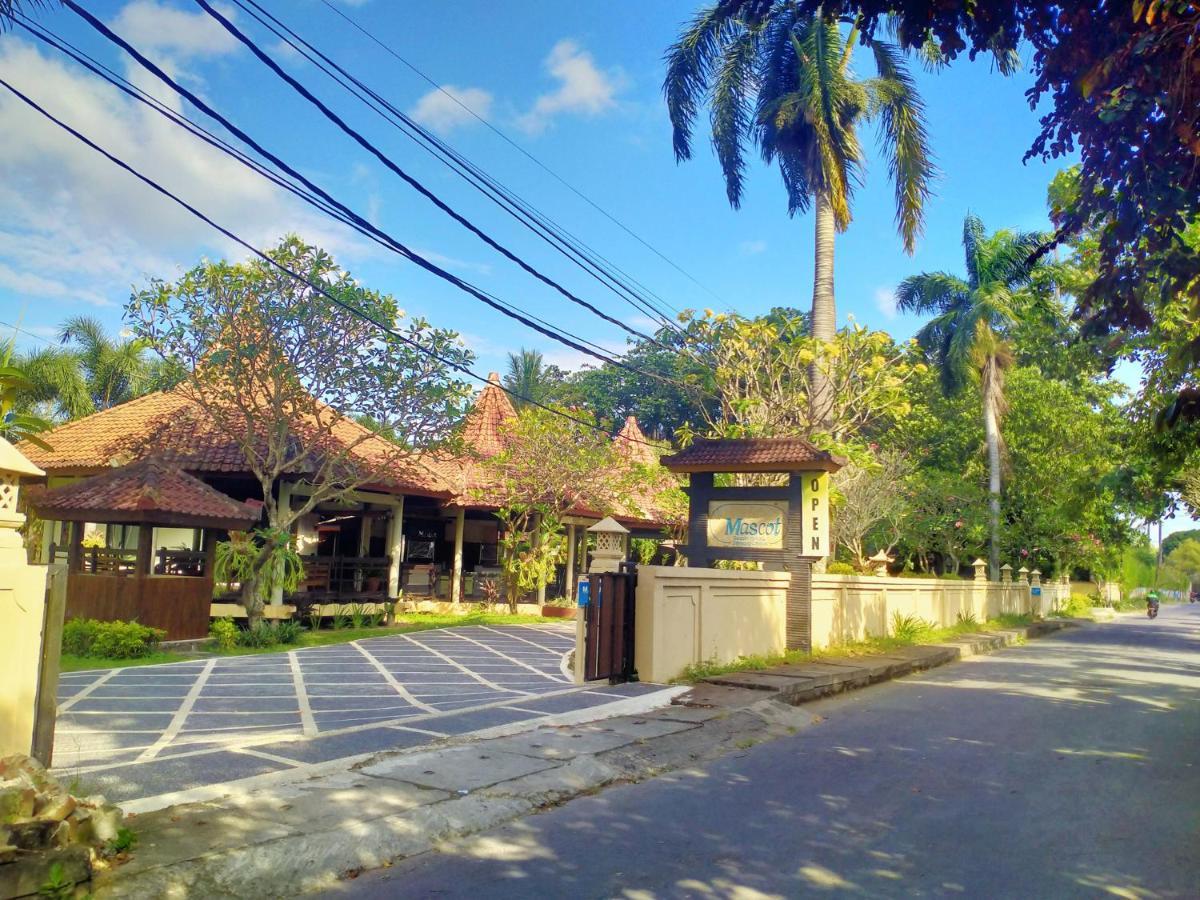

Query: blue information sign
left=1031, top=586, right=1042, bottom=597
left=577, top=579, right=590, bottom=607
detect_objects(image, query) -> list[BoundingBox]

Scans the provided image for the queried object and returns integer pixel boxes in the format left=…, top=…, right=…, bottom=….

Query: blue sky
left=0, top=0, right=1066, bottom=369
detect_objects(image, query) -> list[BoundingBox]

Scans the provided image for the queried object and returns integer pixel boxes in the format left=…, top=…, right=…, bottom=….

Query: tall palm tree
left=15, top=316, right=180, bottom=421
left=664, top=3, right=933, bottom=419
left=896, top=214, right=1045, bottom=579
left=503, top=349, right=554, bottom=410
left=0, top=335, right=51, bottom=448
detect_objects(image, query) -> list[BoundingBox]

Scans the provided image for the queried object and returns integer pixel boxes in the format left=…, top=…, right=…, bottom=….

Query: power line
left=318, top=0, right=727, bottom=310
left=58, top=0, right=674, bottom=386
left=194, top=0, right=674, bottom=351
left=15, top=16, right=633, bottom=368
left=0, top=319, right=56, bottom=346
left=230, top=0, right=685, bottom=338
left=0, top=75, right=669, bottom=449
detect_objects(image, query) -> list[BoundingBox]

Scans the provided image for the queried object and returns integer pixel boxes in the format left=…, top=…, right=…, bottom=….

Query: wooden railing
left=290, top=555, right=391, bottom=600
left=155, top=549, right=207, bottom=577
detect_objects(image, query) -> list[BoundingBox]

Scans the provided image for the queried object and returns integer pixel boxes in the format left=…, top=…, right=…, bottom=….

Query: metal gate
left=581, top=565, right=637, bottom=682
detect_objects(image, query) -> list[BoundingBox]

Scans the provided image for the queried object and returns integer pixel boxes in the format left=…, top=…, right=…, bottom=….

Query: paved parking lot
left=53, top=624, right=667, bottom=807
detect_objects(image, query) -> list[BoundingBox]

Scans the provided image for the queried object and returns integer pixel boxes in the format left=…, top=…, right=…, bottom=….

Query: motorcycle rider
left=1147, top=588, right=1161, bottom=617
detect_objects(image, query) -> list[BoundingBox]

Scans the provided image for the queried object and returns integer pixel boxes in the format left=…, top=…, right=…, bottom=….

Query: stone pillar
left=1000, top=564, right=1012, bottom=583
left=1018, top=566, right=1029, bottom=585
left=0, top=438, right=50, bottom=758
left=1030, top=569, right=1042, bottom=587
left=450, top=507, right=465, bottom=604
left=972, top=558, right=988, bottom=582
left=564, top=523, right=576, bottom=600
left=271, top=481, right=293, bottom=604
left=386, top=497, right=405, bottom=599
left=587, top=517, right=628, bottom=573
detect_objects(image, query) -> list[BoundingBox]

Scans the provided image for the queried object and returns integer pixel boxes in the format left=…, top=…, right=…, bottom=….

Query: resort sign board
left=706, top=500, right=788, bottom=550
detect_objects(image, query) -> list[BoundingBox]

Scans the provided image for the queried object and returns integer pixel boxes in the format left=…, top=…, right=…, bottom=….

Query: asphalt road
left=332, top=605, right=1200, bottom=899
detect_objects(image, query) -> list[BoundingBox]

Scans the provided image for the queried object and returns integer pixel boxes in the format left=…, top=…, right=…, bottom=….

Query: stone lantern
left=868, top=550, right=892, bottom=577
left=1030, top=569, right=1042, bottom=587
left=1000, top=564, right=1013, bottom=584
left=587, top=516, right=629, bottom=573
left=1017, top=566, right=1029, bottom=585
left=0, top=437, right=43, bottom=553
left=971, top=558, right=988, bottom=582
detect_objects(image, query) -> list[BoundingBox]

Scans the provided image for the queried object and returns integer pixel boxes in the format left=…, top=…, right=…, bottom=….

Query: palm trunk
left=982, top=362, right=1003, bottom=581
left=810, top=190, right=836, bottom=428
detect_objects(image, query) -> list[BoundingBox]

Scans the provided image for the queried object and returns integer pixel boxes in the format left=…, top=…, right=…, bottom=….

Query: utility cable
left=58, top=0, right=674, bottom=384
left=15, top=16, right=630, bottom=366
left=195, top=0, right=672, bottom=350
left=318, top=0, right=726, bottom=311
left=0, top=75, right=675, bottom=449
left=231, top=0, right=684, bottom=339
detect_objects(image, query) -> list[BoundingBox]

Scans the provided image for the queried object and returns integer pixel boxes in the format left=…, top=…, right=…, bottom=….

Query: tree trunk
left=982, top=362, right=1003, bottom=581
left=810, top=190, right=837, bottom=428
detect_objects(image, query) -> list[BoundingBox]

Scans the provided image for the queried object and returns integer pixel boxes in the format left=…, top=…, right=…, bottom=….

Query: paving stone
left=83, top=751, right=291, bottom=804
left=885, top=645, right=959, bottom=669
left=359, top=746, right=559, bottom=792
left=255, top=727, right=432, bottom=765
left=703, top=672, right=801, bottom=693
left=503, top=691, right=621, bottom=715
left=672, top=683, right=767, bottom=708
left=479, top=726, right=643, bottom=761
left=423, top=706, right=541, bottom=736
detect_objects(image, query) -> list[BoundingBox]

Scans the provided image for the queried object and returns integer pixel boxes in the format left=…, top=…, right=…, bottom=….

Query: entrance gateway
left=661, top=438, right=845, bottom=651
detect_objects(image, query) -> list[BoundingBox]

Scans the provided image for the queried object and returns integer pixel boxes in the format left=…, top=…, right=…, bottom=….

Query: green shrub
left=89, top=621, right=165, bottom=659
left=348, top=603, right=369, bottom=629
left=332, top=605, right=350, bottom=630
left=275, top=619, right=302, bottom=645
left=825, top=562, right=857, bottom=575
left=891, top=612, right=936, bottom=643
left=237, top=621, right=278, bottom=648
left=306, top=609, right=323, bottom=632
left=208, top=617, right=238, bottom=651
left=1058, top=593, right=1094, bottom=618
left=61, top=618, right=100, bottom=656
left=955, top=611, right=980, bottom=629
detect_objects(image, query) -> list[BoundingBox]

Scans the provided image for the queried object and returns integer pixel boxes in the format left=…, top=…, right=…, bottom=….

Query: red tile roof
left=661, top=438, right=845, bottom=473
left=613, top=416, right=660, bottom=466
left=29, top=457, right=261, bottom=529
left=18, top=389, right=454, bottom=497
left=459, top=372, right=516, bottom=459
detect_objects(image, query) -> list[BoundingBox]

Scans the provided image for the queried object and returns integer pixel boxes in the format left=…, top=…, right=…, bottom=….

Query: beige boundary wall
left=626, top=567, right=1076, bottom=684
left=633, top=566, right=791, bottom=684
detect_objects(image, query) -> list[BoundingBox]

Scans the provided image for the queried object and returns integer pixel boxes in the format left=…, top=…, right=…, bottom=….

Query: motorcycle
left=1147, top=598, right=1160, bottom=619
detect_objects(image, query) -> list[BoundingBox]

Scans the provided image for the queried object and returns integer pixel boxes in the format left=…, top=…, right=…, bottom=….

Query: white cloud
left=409, top=85, right=493, bottom=135
left=0, top=39, right=372, bottom=312
left=109, top=1, right=241, bottom=60
left=738, top=239, right=767, bottom=256
left=517, top=40, right=625, bottom=134
left=874, top=285, right=898, bottom=319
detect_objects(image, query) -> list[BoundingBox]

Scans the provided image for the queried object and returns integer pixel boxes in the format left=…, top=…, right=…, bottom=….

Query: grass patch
left=60, top=612, right=558, bottom=671
left=60, top=651, right=189, bottom=672
left=673, top=613, right=1036, bottom=683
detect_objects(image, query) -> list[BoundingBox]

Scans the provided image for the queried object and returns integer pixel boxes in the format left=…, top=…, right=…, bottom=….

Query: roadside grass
left=60, top=612, right=558, bottom=672
left=672, top=613, right=1035, bottom=684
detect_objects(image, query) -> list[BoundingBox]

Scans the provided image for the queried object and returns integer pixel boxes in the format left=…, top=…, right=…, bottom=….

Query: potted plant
left=540, top=597, right=576, bottom=619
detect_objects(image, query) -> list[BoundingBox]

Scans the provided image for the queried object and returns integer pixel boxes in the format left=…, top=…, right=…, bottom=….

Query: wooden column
left=386, top=497, right=405, bottom=598
left=136, top=524, right=154, bottom=576
left=564, top=523, right=576, bottom=601
left=450, top=507, right=465, bottom=603
left=784, top=474, right=811, bottom=651
left=66, top=521, right=82, bottom=574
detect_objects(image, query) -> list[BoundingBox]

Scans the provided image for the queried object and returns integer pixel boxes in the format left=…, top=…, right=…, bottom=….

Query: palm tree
left=896, top=213, right=1045, bottom=579
left=664, top=3, right=933, bottom=418
left=15, top=316, right=180, bottom=421
left=503, top=349, right=556, bottom=409
left=0, top=335, right=51, bottom=448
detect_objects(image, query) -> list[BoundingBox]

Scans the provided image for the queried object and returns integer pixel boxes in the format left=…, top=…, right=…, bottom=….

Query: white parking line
left=136, top=659, right=217, bottom=761
left=350, top=641, right=437, bottom=713
left=57, top=669, right=119, bottom=713
left=480, top=625, right=570, bottom=655
left=288, top=651, right=317, bottom=737
left=443, top=629, right=571, bottom=683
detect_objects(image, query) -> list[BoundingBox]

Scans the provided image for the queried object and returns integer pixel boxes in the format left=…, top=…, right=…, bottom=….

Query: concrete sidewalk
left=92, top=619, right=1076, bottom=899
